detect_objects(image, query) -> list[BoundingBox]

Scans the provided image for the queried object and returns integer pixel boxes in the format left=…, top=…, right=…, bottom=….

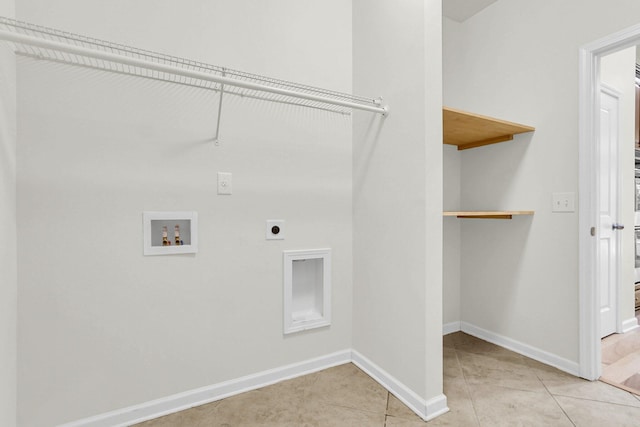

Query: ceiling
left=443, top=0, right=499, bottom=22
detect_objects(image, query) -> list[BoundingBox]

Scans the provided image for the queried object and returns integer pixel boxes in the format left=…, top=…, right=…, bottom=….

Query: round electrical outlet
left=266, top=220, right=284, bottom=240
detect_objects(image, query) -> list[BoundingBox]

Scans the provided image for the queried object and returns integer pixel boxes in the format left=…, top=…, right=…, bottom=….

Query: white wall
left=0, top=0, right=17, bottom=425
left=442, top=20, right=464, bottom=329
left=443, top=1, right=640, bottom=365
left=443, top=146, right=461, bottom=326
left=353, top=0, right=443, bottom=409
left=600, top=47, right=636, bottom=329
left=16, top=2, right=353, bottom=425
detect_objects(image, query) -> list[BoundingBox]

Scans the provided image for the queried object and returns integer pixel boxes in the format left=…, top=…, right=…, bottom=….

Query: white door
left=599, top=86, right=621, bottom=338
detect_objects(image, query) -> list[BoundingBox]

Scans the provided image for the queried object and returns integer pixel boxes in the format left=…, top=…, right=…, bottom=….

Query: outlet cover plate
left=552, top=192, right=575, bottom=212
left=217, top=172, right=232, bottom=195
left=266, top=220, right=284, bottom=240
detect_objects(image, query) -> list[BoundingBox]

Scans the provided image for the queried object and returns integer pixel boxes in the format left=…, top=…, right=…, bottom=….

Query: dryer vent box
left=283, top=249, right=331, bottom=334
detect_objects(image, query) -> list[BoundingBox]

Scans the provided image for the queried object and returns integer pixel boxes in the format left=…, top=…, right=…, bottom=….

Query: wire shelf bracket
left=0, top=16, right=388, bottom=144
left=214, top=68, right=226, bottom=145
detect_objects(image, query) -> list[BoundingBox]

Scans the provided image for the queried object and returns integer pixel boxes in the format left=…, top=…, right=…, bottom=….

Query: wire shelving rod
left=0, top=16, right=389, bottom=117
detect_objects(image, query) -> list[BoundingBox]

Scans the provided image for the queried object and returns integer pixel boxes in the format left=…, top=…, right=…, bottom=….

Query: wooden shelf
left=443, top=211, right=534, bottom=220
left=443, top=107, right=535, bottom=150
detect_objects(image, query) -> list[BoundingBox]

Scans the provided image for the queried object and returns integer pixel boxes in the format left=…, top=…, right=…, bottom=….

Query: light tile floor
left=135, top=332, right=640, bottom=426
left=601, top=328, right=640, bottom=394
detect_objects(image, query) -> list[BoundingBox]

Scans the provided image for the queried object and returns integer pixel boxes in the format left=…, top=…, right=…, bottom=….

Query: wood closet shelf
left=443, top=211, right=535, bottom=220
left=443, top=107, right=535, bottom=150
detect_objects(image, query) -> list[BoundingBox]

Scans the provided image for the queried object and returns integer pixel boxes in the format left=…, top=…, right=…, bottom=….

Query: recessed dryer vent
left=283, top=249, right=331, bottom=334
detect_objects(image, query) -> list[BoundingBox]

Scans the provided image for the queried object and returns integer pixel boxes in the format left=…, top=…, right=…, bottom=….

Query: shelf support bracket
left=213, top=68, right=226, bottom=146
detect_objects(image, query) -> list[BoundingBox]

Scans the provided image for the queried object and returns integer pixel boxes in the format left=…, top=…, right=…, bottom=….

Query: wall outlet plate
left=217, top=172, right=232, bottom=195
left=266, top=220, right=284, bottom=240
left=552, top=192, right=575, bottom=212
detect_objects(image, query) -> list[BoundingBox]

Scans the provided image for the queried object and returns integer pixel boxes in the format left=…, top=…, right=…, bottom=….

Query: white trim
left=578, top=42, right=601, bottom=381
left=57, top=325, right=585, bottom=427
left=621, top=317, right=639, bottom=333
left=600, top=82, right=622, bottom=98
left=424, top=394, right=449, bottom=421
left=460, top=322, right=580, bottom=376
left=59, top=350, right=351, bottom=427
left=443, top=321, right=461, bottom=335
left=351, top=350, right=449, bottom=421
left=579, top=22, right=640, bottom=381
left=581, top=22, right=640, bottom=56
left=60, top=348, right=450, bottom=426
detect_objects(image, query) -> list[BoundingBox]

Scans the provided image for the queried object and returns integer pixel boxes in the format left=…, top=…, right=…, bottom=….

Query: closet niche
left=442, top=106, right=535, bottom=219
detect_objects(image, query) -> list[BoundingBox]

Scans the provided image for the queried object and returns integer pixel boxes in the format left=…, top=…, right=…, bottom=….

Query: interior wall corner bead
left=0, top=16, right=389, bottom=126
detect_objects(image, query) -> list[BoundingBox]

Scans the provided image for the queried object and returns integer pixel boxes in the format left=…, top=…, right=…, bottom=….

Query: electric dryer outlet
left=266, top=220, right=285, bottom=240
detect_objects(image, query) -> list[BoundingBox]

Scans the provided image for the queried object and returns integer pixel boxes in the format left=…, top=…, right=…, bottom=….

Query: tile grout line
left=537, top=371, right=577, bottom=427
left=383, top=392, right=390, bottom=427
left=549, top=391, right=640, bottom=409
left=454, top=344, right=482, bottom=427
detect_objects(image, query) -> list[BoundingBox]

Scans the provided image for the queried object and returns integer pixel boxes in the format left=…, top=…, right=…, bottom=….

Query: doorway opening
left=579, top=23, right=640, bottom=381
left=594, top=46, right=640, bottom=395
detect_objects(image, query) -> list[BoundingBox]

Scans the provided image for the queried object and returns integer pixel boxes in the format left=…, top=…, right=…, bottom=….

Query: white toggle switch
left=266, top=220, right=284, bottom=240
left=552, top=192, right=575, bottom=212
left=218, top=172, right=232, bottom=195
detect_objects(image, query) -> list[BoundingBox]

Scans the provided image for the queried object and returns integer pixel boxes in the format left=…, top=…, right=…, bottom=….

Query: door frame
left=579, top=23, right=640, bottom=380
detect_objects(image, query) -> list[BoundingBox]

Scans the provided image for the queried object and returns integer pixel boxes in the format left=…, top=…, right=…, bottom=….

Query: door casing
left=579, top=23, right=640, bottom=380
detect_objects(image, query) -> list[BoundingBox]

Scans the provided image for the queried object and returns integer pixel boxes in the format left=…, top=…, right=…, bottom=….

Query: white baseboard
left=621, top=317, right=639, bottom=333
left=443, top=321, right=461, bottom=335
left=351, top=350, right=449, bottom=421
left=460, top=322, right=580, bottom=376
left=60, top=323, right=583, bottom=426
left=59, top=350, right=352, bottom=427
left=60, top=348, right=449, bottom=427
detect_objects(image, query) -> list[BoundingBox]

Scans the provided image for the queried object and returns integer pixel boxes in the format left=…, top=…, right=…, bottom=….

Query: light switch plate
left=217, top=172, right=232, bottom=195
left=552, top=192, right=575, bottom=212
left=266, top=220, right=284, bottom=240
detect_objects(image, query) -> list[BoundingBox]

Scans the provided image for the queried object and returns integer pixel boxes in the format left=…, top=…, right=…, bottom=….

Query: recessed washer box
left=143, top=211, right=198, bottom=256
left=283, top=248, right=331, bottom=334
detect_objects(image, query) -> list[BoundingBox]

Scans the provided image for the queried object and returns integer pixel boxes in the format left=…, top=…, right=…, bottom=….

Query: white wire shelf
left=0, top=16, right=388, bottom=117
